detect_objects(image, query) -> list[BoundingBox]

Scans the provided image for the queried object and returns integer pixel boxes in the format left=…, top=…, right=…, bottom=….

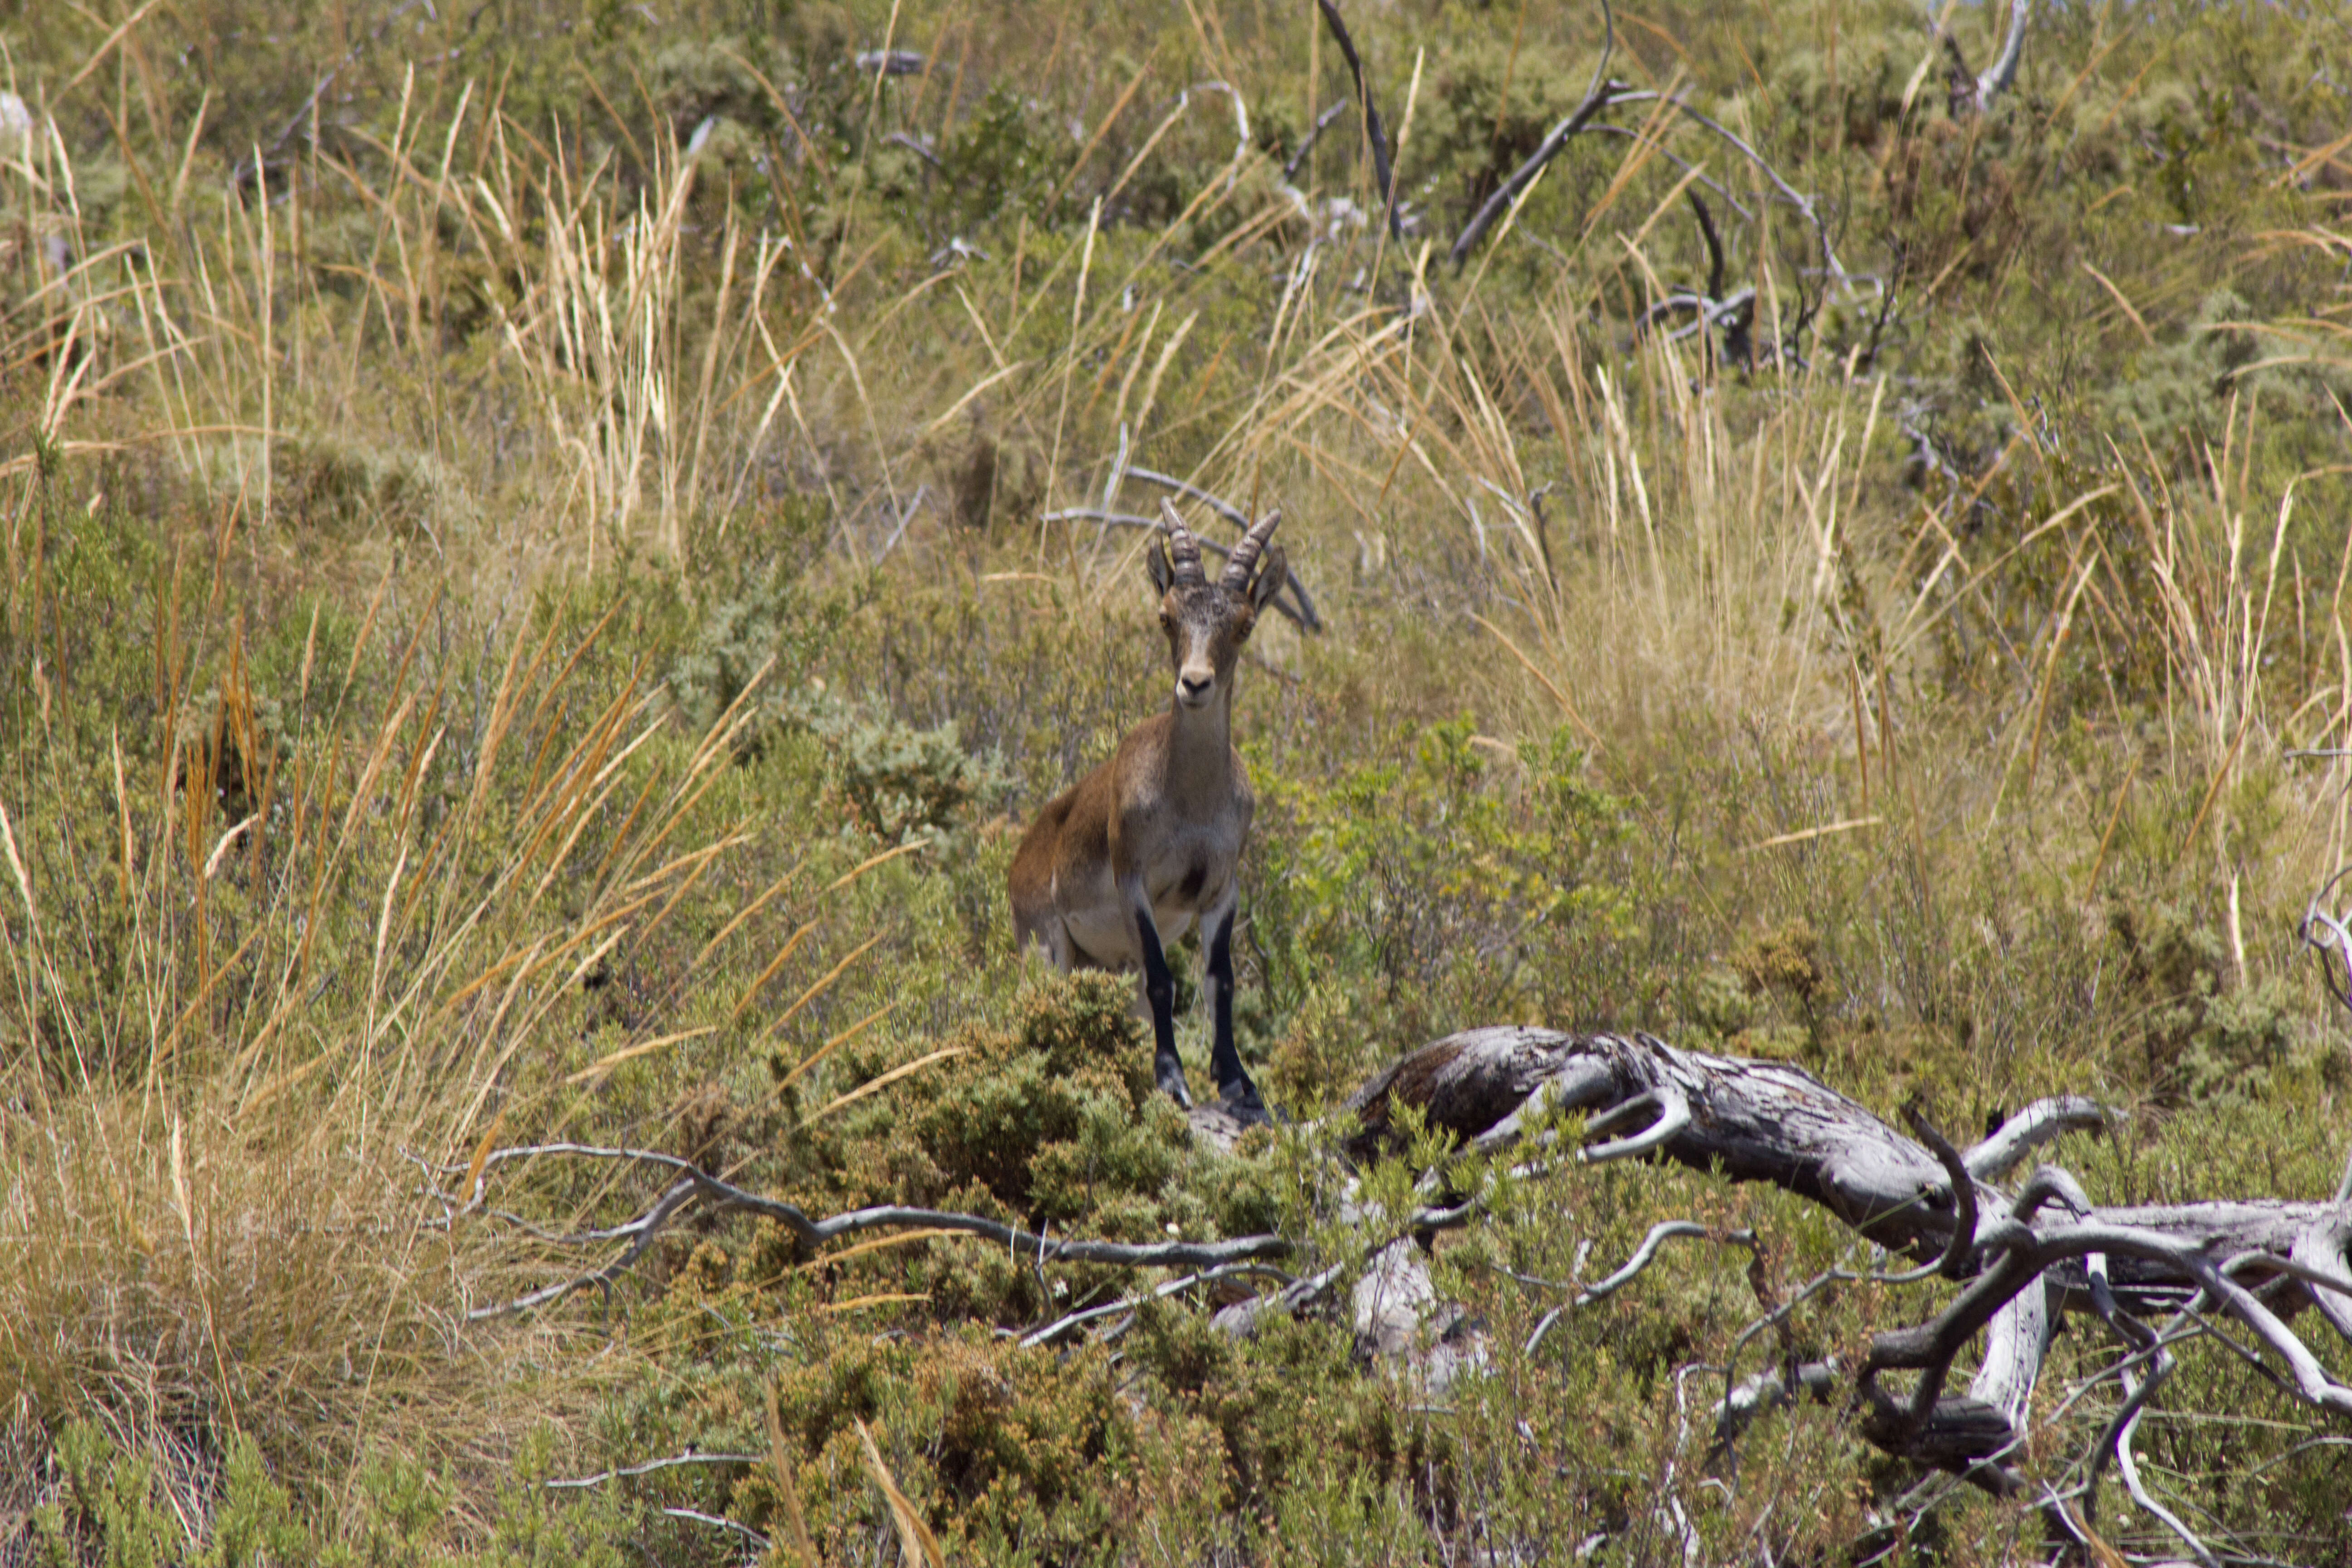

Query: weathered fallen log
left=451, top=1021, right=2350, bottom=1555
left=1342, top=1025, right=2352, bottom=1510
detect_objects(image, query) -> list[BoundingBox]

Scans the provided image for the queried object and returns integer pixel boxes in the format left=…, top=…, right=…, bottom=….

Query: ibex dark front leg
left=1132, top=902, right=1194, bottom=1107
left=1206, top=902, right=1266, bottom=1118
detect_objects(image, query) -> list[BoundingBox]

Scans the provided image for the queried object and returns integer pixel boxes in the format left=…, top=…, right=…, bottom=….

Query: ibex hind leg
left=1040, top=915, right=1188, bottom=1099
left=1205, top=906, right=1270, bottom=1124
left=1010, top=899, right=1069, bottom=970
left=1028, top=911, right=1112, bottom=977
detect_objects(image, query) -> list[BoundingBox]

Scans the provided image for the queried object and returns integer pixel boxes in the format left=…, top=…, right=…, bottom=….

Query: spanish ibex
left=1008, top=501, right=1286, bottom=1116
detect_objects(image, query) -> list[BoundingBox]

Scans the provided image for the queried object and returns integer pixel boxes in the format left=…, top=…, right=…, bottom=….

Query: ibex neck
left=1164, top=683, right=1235, bottom=792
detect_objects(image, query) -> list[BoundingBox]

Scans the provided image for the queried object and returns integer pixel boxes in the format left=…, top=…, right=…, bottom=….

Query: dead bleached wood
left=1965, top=1093, right=2109, bottom=1180
left=446, top=1016, right=2352, bottom=1522
left=1021, top=1259, right=1294, bottom=1348
left=1446, top=20, right=1857, bottom=318
left=1447, top=38, right=1629, bottom=270
left=1284, top=98, right=1357, bottom=184
left=1351, top=1027, right=2002, bottom=1255
left=1344, top=1026, right=2352, bottom=1489
left=440, top=1142, right=1293, bottom=1320
left=1526, top=1220, right=1754, bottom=1355
left=1037, top=505, right=1319, bottom=633
left=1118, top=466, right=1325, bottom=632
left=544, top=1452, right=763, bottom=1490
left=1941, top=0, right=2030, bottom=117
left=2299, top=862, right=2352, bottom=1017
left=1977, top=0, right=2030, bottom=108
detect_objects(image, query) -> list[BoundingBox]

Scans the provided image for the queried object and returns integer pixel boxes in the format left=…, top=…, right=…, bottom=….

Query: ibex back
left=1007, top=501, right=1286, bottom=1115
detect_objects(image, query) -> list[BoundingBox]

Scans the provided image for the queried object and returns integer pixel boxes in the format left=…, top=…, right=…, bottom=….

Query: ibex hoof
left=1218, top=1076, right=1276, bottom=1127
left=1157, top=1063, right=1196, bottom=1110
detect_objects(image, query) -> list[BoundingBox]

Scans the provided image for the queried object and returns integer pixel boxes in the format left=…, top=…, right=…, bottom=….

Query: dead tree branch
left=1964, top=1095, right=2111, bottom=1181
left=1943, top=0, right=2030, bottom=117
left=1039, top=507, right=1318, bottom=632
left=1313, top=0, right=1401, bottom=240
left=1118, top=465, right=1254, bottom=529
left=1285, top=98, right=1357, bottom=183
left=1041, top=507, right=1162, bottom=531
left=451, top=1020, right=2352, bottom=1538
left=1117, top=466, right=1326, bottom=631
left=1021, top=1260, right=1294, bottom=1348
left=2299, top=862, right=2352, bottom=1014
left=1901, top=1101, right=1978, bottom=1279
left=662, top=1508, right=770, bottom=1550
left=1586, top=128, right=1753, bottom=220
left=1524, top=1220, right=1755, bottom=1354
left=1690, top=188, right=1725, bottom=302
left=454, top=1143, right=1292, bottom=1319
left=545, top=1453, right=764, bottom=1490
left=1342, top=1026, right=2352, bottom=1484
left=1656, top=98, right=1852, bottom=289
left=2076, top=1255, right=2221, bottom=1566
left=1446, top=54, right=1858, bottom=335
left=1449, top=0, right=1623, bottom=269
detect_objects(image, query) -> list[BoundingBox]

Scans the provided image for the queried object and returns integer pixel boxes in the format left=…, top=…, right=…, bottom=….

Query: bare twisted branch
left=454, top=1143, right=1292, bottom=1319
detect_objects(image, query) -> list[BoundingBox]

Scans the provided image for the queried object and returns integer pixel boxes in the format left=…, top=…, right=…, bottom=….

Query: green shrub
left=1252, top=718, right=1649, bottom=1072
left=820, top=710, right=1009, bottom=844
left=665, top=509, right=847, bottom=747
left=2109, top=898, right=2293, bottom=1103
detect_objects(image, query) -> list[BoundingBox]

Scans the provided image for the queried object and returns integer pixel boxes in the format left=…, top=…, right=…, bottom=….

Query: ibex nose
left=1177, top=670, right=1215, bottom=706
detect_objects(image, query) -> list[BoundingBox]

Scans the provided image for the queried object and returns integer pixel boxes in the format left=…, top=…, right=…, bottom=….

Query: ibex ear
left=1247, top=543, right=1287, bottom=615
left=1146, top=538, right=1175, bottom=595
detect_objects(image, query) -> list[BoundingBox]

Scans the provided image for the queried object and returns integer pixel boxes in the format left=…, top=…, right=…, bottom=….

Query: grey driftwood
left=1338, top=1025, right=2352, bottom=1512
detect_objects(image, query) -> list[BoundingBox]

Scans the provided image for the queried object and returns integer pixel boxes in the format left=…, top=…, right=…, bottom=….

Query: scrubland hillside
left=5, top=0, right=2352, bottom=1561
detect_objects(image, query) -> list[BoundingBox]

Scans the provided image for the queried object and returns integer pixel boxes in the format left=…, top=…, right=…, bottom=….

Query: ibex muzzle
left=1006, top=500, right=1289, bottom=1116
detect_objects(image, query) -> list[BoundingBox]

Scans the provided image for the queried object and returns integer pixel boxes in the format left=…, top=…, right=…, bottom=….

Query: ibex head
left=1146, top=499, right=1286, bottom=711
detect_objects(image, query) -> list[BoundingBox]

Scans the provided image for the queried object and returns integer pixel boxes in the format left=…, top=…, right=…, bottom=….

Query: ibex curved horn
left=1219, top=509, right=1283, bottom=592
left=1157, top=499, right=1207, bottom=585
